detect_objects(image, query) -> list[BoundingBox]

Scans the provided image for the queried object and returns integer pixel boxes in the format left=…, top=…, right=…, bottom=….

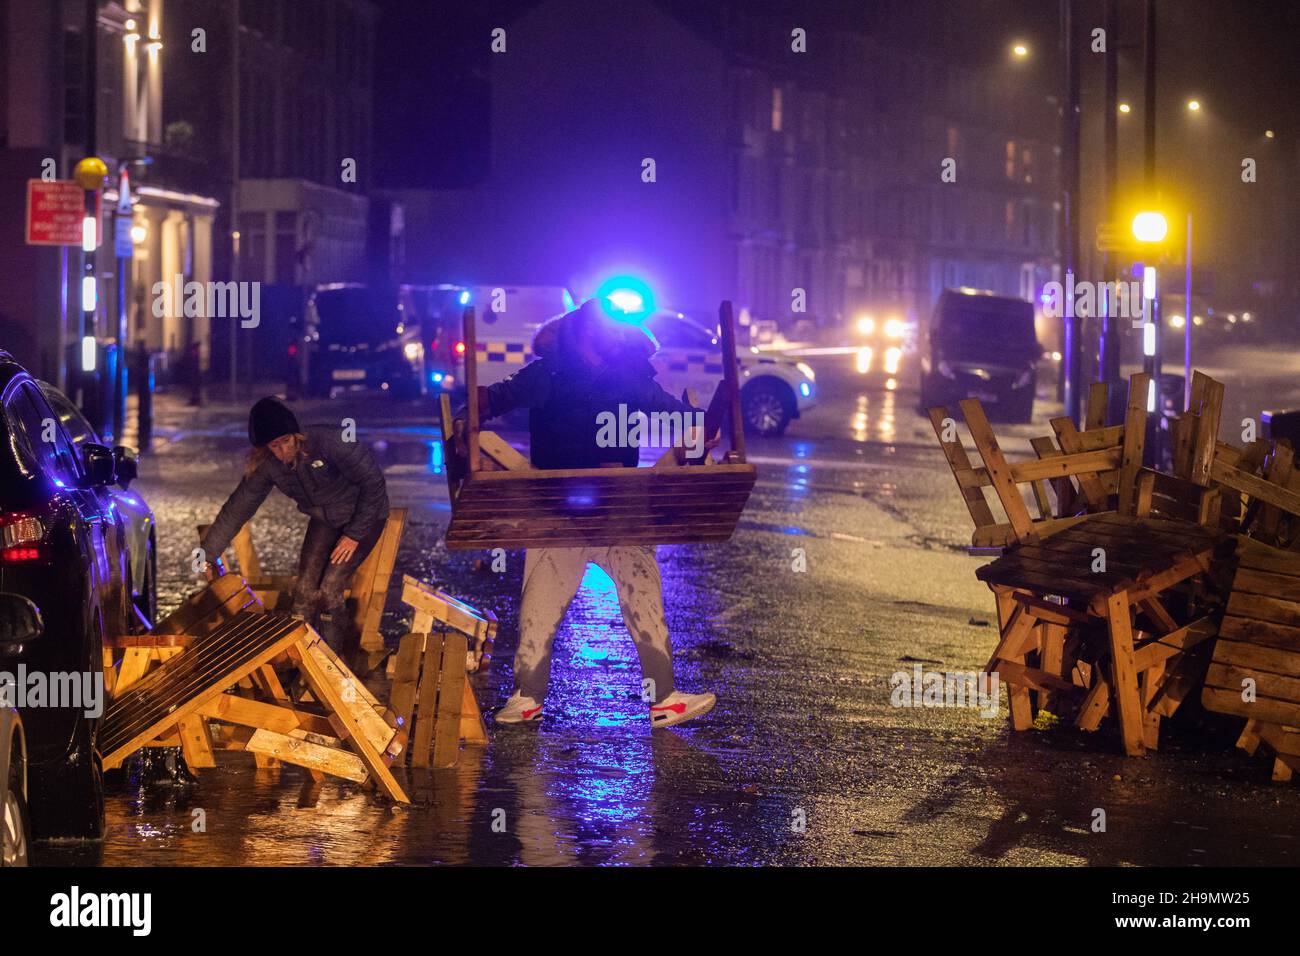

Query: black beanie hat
left=248, top=397, right=300, bottom=447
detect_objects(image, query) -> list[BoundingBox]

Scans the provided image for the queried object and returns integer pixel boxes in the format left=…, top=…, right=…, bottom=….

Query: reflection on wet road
left=36, top=347, right=1300, bottom=866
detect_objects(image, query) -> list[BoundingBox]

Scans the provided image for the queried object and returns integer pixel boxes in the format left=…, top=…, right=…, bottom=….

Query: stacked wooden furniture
left=1206, top=536, right=1300, bottom=781
left=932, top=372, right=1234, bottom=756
left=1190, top=430, right=1300, bottom=781
left=386, top=574, right=495, bottom=769
left=100, top=580, right=411, bottom=803
left=441, top=301, right=757, bottom=550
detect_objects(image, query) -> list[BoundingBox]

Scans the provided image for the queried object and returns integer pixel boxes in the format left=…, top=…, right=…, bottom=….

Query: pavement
left=37, top=343, right=1300, bottom=866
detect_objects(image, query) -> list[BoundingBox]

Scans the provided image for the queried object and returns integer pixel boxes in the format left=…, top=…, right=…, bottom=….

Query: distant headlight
left=795, top=361, right=816, bottom=382
left=403, top=342, right=422, bottom=362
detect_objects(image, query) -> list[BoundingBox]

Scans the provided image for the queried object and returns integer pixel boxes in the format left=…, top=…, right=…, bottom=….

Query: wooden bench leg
left=992, top=588, right=1035, bottom=731
left=1037, top=622, right=1066, bottom=713
left=1140, top=660, right=1165, bottom=750
left=1106, top=591, right=1146, bottom=756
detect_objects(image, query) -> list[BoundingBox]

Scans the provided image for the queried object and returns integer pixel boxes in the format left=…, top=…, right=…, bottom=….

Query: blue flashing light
left=799, top=382, right=811, bottom=398
left=431, top=371, right=444, bottom=384
left=458, top=290, right=471, bottom=305
left=595, top=275, right=654, bottom=323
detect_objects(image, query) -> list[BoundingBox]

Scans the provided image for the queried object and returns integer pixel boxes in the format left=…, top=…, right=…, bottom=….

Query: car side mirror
left=80, top=442, right=116, bottom=488
left=0, top=592, right=43, bottom=649
left=112, top=445, right=139, bottom=488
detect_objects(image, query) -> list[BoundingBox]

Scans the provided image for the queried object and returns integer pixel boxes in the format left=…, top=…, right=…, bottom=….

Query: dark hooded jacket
left=481, top=307, right=700, bottom=470
left=200, top=424, right=390, bottom=559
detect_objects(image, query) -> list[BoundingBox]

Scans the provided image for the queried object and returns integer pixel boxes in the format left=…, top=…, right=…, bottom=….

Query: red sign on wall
left=25, top=179, right=93, bottom=246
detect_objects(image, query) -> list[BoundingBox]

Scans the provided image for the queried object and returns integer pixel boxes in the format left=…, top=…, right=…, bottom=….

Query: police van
left=460, top=285, right=816, bottom=436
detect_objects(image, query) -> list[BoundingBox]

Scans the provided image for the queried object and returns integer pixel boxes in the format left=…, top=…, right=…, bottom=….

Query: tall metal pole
left=229, top=0, right=241, bottom=400
left=79, top=0, right=99, bottom=409
left=1099, top=0, right=1121, bottom=411
left=1184, top=213, right=1192, bottom=408
left=1142, top=0, right=1160, bottom=389
left=1059, top=0, right=1082, bottom=423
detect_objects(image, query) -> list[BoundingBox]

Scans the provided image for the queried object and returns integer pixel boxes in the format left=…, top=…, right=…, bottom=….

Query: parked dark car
left=1, top=594, right=36, bottom=865
left=919, top=288, right=1040, bottom=423
left=38, top=381, right=157, bottom=626
left=0, top=351, right=137, bottom=839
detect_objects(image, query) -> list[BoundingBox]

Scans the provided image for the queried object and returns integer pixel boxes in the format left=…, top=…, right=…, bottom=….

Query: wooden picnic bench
left=100, top=587, right=411, bottom=803
left=440, top=301, right=757, bottom=550
left=977, top=512, right=1231, bottom=755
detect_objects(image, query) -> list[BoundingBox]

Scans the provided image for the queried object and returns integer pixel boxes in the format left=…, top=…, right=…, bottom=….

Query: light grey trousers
left=513, top=545, right=677, bottom=705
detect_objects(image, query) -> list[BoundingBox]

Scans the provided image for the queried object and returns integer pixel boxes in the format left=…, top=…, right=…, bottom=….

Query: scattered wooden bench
left=440, top=301, right=757, bottom=550
left=1202, top=516, right=1300, bottom=782
left=100, top=591, right=410, bottom=803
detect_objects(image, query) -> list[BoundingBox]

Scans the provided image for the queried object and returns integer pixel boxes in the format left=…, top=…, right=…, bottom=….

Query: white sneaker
left=649, top=690, right=716, bottom=728
left=496, top=691, right=543, bottom=724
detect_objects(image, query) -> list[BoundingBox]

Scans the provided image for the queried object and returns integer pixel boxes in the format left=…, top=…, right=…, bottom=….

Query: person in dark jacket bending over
left=200, top=397, right=390, bottom=653
left=461, top=298, right=717, bottom=728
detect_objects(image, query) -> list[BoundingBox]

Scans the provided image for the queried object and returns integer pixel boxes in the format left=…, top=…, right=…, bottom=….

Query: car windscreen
left=313, top=289, right=401, bottom=346
left=937, top=300, right=1036, bottom=362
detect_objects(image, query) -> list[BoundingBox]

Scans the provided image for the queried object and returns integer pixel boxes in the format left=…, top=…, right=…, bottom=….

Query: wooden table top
left=975, top=512, right=1232, bottom=607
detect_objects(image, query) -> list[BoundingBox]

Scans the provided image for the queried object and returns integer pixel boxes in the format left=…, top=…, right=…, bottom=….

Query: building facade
left=398, top=0, right=1058, bottom=335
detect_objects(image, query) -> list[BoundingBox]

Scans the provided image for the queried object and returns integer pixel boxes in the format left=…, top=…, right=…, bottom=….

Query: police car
left=464, top=285, right=816, bottom=436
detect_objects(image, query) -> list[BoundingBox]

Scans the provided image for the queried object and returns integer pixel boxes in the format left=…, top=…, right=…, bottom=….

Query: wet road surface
left=38, top=346, right=1300, bottom=865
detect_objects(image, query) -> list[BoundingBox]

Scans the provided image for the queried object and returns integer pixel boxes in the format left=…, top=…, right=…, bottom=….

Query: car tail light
left=454, top=341, right=466, bottom=355
left=0, top=513, right=47, bottom=563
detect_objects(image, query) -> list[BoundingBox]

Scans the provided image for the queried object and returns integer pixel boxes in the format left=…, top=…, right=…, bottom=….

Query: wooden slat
left=197, top=692, right=337, bottom=738
left=1087, top=382, right=1109, bottom=430
left=1106, top=591, right=1146, bottom=755
left=1008, top=447, right=1122, bottom=484
left=1213, top=638, right=1300, bottom=677
left=101, top=613, right=307, bottom=768
left=1213, top=458, right=1300, bottom=517
left=244, top=728, right=369, bottom=783
left=1189, top=375, right=1225, bottom=486
left=478, top=430, right=530, bottom=471
left=1117, top=372, right=1150, bottom=516
left=929, top=406, right=997, bottom=529
left=411, top=634, right=444, bottom=768
left=432, top=632, right=468, bottom=769
left=1202, top=686, right=1300, bottom=726
left=1050, top=418, right=1112, bottom=511
left=960, top=398, right=1036, bottom=544
left=291, top=639, right=409, bottom=803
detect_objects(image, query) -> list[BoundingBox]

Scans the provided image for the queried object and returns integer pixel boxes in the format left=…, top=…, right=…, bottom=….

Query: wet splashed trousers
left=513, top=545, right=677, bottom=705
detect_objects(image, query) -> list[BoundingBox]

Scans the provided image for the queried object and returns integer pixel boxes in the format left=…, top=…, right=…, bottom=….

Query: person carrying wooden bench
left=198, top=397, right=391, bottom=654
left=452, top=298, right=718, bottom=728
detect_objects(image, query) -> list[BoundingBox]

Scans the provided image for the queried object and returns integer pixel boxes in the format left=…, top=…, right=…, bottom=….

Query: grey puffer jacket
left=200, top=424, right=389, bottom=560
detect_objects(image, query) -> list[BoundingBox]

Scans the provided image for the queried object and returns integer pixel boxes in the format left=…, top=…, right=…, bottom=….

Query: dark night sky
left=371, top=0, right=1300, bottom=278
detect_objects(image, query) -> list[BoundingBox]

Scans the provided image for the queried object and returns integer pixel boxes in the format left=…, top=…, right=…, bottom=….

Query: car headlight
left=403, top=342, right=422, bottom=362
left=883, top=318, right=905, bottom=340
left=795, top=361, right=816, bottom=382
left=856, top=316, right=875, bottom=336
